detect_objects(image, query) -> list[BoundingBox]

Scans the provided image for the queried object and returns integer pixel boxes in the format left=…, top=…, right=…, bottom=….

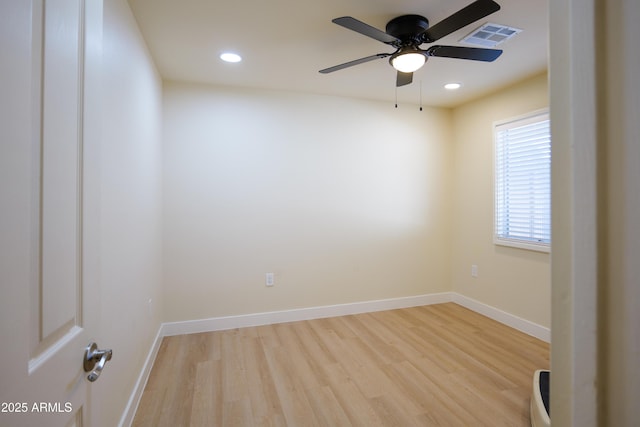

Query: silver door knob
left=83, top=342, right=112, bottom=382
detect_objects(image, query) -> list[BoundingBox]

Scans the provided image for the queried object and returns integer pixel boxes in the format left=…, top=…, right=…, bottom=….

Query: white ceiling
left=128, top=0, right=548, bottom=108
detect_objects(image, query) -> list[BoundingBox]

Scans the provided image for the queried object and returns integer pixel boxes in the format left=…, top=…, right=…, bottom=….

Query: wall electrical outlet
left=471, top=265, right=478, bottom=278
left=265, top=272, right=275, bottom=287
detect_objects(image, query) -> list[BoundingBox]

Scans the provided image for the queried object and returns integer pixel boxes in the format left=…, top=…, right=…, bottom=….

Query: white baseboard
left=160, top=291, right=550, bottom=341
left=161, top=292, right=453, bottom=336
left=118, top=326, right=164, bottom=427
left=452, top=293, right=550, bottom=342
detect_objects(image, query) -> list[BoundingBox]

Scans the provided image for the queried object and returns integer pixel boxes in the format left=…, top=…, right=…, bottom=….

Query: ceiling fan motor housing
left=385, top=15, right=430, bottom=45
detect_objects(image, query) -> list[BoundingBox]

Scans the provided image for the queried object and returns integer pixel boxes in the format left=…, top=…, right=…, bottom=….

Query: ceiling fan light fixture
left=390, top=51, right=426, bottom=73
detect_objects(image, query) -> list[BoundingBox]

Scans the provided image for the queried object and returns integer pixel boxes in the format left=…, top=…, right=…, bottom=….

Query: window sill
left=494, top=237, right=550, bottom=253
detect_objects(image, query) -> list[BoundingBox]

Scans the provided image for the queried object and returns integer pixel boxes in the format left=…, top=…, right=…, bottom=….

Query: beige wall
left=162, top=83, right=454, bottom=321
left=450, top=73, right=551, bottom=328
left=162, top=76, right=553, bottom=327
left=97, top=1, right=164, bottom=425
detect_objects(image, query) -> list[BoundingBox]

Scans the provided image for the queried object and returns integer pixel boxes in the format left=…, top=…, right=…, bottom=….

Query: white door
left=0, top=1, right=106, bottom=426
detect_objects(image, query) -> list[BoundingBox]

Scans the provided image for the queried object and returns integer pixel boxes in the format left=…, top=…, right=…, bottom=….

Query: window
left=494, top=109, right=551, bottom=252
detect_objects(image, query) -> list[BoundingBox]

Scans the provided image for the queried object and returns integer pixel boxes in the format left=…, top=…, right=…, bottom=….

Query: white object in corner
left=530, top=369, right=551, bottom=427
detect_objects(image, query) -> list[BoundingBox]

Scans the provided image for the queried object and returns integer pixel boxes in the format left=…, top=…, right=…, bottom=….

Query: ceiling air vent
left=460, top=23, right=522, bottom=48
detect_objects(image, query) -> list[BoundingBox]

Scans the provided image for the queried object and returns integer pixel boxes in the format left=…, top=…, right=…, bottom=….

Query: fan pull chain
left=395, top=86, right=398, bottom=108
left=419, top=81, right=423, bottom=111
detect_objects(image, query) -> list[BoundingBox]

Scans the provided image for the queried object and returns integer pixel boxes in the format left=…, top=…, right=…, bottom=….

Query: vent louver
left=460, top=22, right=521, bottom=47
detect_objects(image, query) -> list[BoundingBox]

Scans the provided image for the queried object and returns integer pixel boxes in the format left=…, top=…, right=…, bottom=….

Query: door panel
left=39, top=0, right=84, bottom=348
left=0, top=0, right=103, bottom=426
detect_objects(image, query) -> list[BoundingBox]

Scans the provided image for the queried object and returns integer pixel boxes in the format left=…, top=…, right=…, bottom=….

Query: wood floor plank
left=369, top=394, right=421, bottom=426
left=305, top=386, right=352, bottom=427
left=327, top=379, right=386, bottom=427
left=220, top=330, right=249, bottom=403
left=190, top=360, right=222, bottom=427
left=262, top=344, right=319, bottom=426
left=222, top=398, right=252, bottom=427
left=385, top=360, right=467, bottom=423
left=342, top=313, right=418, bottom=363
left=132, top=303, right=549, bottom=426
left=240, top=337, right=284, bottom=425
left=272, top=322, right=323, bottom=391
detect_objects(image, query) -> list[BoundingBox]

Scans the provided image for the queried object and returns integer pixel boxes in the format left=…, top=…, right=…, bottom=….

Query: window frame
left=493, top=108, right=551, bottom=253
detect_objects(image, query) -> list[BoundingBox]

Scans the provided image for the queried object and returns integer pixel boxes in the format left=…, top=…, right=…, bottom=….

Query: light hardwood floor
left=132, top=303, right=549, bottom=426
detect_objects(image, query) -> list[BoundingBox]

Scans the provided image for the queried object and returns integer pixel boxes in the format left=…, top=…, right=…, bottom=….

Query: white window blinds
left=494, top=110, right=551, bottom=251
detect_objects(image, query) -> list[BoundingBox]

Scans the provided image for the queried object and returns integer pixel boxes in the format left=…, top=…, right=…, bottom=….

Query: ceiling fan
left=319, top=0, right=503, bottom=87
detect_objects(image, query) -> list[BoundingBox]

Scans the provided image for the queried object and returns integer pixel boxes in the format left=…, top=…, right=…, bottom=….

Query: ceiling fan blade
left=319, top=53, right=391, bottom=74
left=422, top=0, right=501, bottom=43
left=396, top=71, right=413, bottom=87
left=332, top=17, right=400, bottom=44
left=425, top=45, right=502, bottom=61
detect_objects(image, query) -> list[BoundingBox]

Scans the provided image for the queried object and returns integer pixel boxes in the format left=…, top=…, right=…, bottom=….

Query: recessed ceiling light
left=220, top=52, right=242, bottom=63
left=444, top=83, right=462, bottom=90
